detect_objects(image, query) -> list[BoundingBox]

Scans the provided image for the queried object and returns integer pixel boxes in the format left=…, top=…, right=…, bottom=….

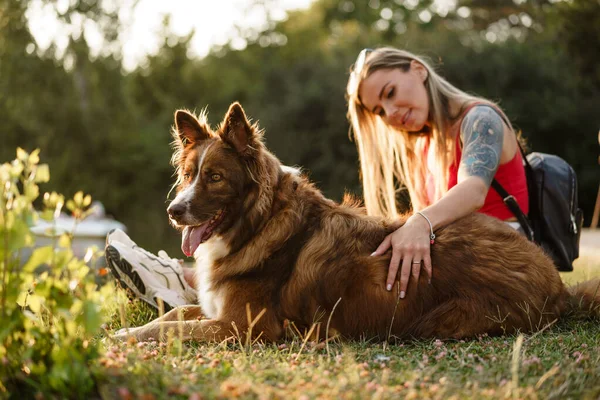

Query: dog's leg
left=112, top=306, right=204, bottom=340
left=113, top=318, right=235, bottom=342
left=154, top=305, right=204, bottom=322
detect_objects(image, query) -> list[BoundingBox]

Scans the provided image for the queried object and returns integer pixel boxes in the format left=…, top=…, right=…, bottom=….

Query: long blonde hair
left=347, top=47, right=509, bottom=219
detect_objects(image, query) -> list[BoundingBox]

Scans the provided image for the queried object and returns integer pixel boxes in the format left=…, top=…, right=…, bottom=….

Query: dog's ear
left=220, top=102, right=254, bottom=155
left=174, top=110, right=211, bottom=145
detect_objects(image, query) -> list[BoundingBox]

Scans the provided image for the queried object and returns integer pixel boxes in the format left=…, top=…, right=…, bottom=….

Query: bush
left=0, top=148, right=112, bottom=398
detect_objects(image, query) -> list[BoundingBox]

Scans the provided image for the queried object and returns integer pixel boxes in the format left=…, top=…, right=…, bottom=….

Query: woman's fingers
left=385, top=248, right=401, bottom=291
left=423, top=253, right=433, bottom=284
left=372, top=234, right=392, bottom=257
left=411, top=259, right=421, bottom=283
left=398, top=257, right=412, bottom=298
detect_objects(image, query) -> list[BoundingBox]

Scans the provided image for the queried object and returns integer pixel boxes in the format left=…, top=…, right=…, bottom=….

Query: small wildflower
left=572, top=351, right=587, bottom=363
left=117, top=387, right=132, bottom=400
left=522, top=356, right=541, bottom=366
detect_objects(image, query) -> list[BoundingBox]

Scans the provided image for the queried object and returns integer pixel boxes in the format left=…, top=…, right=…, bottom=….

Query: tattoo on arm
left=458, top=106, right=504, bottom=186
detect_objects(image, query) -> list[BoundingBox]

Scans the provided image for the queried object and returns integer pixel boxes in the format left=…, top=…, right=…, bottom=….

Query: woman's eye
left=387, top=88, right=394, bottom=99
left=210, top=173, right=222, bottom=182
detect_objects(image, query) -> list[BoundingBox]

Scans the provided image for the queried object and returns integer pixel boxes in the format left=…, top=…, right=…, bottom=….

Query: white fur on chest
left=194, top=236, right=229, bottom=319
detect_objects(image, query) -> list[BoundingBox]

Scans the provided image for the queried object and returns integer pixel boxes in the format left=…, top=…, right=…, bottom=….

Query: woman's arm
left=373, top=105, right=507, bottom=296
left=424, top=104, right=507, bottom=229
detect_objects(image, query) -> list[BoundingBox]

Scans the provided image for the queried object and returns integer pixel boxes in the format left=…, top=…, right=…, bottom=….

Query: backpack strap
left=491, top=178, right=535, bottom=241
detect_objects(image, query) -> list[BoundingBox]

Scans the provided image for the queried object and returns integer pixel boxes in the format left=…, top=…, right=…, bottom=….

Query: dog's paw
left=112, top=326, right=140, bottom=341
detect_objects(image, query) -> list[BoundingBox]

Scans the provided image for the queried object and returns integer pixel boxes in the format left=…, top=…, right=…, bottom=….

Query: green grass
left=93, top=257, right=600, bottom=400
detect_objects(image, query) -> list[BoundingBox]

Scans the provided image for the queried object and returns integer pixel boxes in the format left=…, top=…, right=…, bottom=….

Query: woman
left=346, top=47, right=528, bottom=298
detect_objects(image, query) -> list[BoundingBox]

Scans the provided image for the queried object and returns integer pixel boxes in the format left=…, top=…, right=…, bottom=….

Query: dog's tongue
left=181, top=224, right=209, bottom=257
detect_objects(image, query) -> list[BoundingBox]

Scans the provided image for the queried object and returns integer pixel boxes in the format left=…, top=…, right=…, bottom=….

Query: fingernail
left=428, top=279, right=431, bottom=285
left=400, top=291, right=405, bottom=299
left=370, top=252, right=377, bottom=257
left=386, top=284, right=392, bottom=291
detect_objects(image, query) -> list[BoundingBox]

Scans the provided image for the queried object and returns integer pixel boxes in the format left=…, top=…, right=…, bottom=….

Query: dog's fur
left=115, top=103, right=599, bottom=343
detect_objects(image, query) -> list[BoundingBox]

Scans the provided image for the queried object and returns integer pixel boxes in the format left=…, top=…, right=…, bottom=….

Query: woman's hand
left=371, top=214, right=433, bottom=298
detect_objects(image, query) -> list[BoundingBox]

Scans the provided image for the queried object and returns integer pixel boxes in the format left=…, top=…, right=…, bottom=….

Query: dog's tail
left=566, top=279, right=600, bottom=319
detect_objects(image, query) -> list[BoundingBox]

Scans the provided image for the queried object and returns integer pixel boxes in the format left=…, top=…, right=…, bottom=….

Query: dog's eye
left=210, top=173, right=222, bottom=182
left=183, top=173, right=191, bottom=181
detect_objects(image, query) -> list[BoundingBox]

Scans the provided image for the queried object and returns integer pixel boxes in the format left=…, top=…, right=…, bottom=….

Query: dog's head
left=167, top=102, right=284, bottom=257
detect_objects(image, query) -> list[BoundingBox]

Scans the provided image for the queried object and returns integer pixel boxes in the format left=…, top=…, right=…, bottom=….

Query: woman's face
left=358, top=61, right=430, bottom=132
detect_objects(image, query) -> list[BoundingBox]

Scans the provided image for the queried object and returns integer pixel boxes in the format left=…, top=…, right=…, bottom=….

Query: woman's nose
left=384, top=105, right=401, bottom=122
left=383, top=104, right=396, bottom=118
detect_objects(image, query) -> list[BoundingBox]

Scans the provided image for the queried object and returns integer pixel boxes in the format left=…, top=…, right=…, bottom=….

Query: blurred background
left=2, top=0, right=599, bottom=258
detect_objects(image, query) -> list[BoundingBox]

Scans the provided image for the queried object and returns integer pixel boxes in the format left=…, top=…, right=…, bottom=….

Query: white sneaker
left=105, top=229, right=197, bottom=311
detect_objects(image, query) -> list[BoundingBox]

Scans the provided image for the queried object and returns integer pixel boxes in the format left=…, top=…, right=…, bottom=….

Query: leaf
left=35, top=164, right=50, bottom=183
left=66, top=199, right=75, bottom=212
left=73, top=191, right=83, bottom=206
left=0, top=163, right=11, bottom=182
left=24, top=181, right=39, bottom=201
left=83, top=194, right=91, bottom=207
left=40, top=209, right=55, bottom=222
left=27, top=294, right=44, bottom=313
left=58, top=234, right=71, bottom=248
left=81, top=301, right=102, bottom=334
left=16, top=147, right=27, bottom=161
left=5, top=218, right=33, bottom=252
left=22, top=246, right=54, bottom=272
left=10, top=160, right=23, bottom=178
left=29, top=149, right=40, bottom=165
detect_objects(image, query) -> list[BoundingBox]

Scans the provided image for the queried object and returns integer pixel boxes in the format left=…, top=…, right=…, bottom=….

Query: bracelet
left=415, top=211, right=436, bottom=245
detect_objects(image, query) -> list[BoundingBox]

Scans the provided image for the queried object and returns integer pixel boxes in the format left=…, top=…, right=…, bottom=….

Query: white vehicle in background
left=29, top=201, right=126, bottom=267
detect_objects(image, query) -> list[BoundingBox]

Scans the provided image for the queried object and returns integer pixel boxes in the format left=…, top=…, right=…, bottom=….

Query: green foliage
left=0, top=148, right=112, bottom=398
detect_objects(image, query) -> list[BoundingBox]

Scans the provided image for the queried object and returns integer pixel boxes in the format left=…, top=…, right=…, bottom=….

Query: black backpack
left=492, top=149, right=584, bottom=272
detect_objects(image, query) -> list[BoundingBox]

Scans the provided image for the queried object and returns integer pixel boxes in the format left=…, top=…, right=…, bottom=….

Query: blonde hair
left=347, top=47, right=511, bottom=219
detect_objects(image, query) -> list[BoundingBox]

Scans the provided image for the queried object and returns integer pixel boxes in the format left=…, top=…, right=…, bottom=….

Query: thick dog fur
left=114, top=103, right=600, bottom=343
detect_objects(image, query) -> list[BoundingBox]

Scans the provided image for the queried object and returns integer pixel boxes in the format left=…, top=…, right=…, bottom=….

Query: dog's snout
left=167, top=202, right=186, bottom=220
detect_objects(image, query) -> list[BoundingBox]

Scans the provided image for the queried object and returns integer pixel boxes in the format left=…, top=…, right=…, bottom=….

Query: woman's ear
left=410, top=60, right=428, bottom=82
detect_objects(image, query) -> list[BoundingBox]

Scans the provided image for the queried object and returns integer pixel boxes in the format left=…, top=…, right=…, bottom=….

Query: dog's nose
left=167, top=203, right=186, bottom=220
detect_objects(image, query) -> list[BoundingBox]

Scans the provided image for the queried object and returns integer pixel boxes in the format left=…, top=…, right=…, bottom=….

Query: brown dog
left=114, top=103, right=599, bottom=343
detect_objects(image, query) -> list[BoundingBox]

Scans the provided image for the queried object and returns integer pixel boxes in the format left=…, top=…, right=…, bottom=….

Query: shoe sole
left=105, top=245, right=173, bottom=312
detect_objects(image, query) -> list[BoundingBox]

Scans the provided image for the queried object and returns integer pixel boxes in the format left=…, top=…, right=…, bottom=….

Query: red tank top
left=446, top=104, right=529, bottom=220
